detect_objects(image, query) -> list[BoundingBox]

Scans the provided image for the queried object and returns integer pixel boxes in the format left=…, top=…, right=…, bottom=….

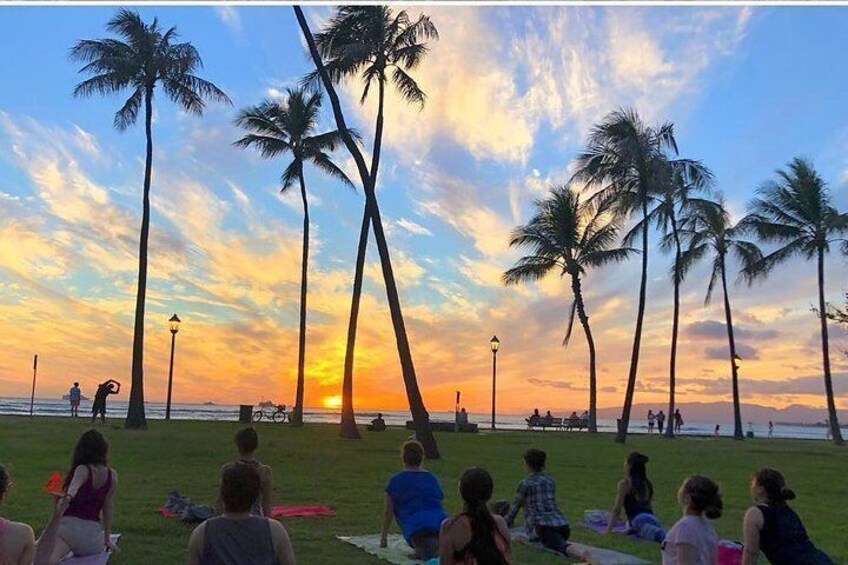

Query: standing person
left=50, top=429, right=118, bottom=562
left=656, top=410, right=666, bottom=435
left=606, top=452, right=666, bottom=543
left=647, top=410, right=656, bottom=435
left=380, top=441, right=447, bottom=560
left=768, top=421, right=773, bottom=439
left=439, top=467, right=510, bottom=564
left=714, top=425, right=721, bottom=437
left=742, top=469, right=833, bottom=565
left=458, top=408, right=469, bottom=425
left=216, top=427, right=273, bottom=517
left=188, top=463, right=295, bottom=565
left=90, top=380, right=120, bottom=424
left=661, top=476, right=722, bottom=564
left=69, top=382, right=82, bottom=418
left=674, top=409, right=684, bottom=434
left=504, top=449, right=570, bottom=555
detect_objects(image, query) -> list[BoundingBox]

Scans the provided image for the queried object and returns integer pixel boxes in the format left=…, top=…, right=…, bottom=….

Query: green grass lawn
left=1, top=416, right=846, bottom=564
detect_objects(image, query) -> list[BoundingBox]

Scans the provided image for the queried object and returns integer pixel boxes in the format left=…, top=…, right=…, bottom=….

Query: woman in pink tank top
left=50, top=430, right=118, bottom=562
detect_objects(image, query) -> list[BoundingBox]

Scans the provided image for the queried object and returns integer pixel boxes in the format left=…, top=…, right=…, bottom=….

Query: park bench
left=526, top=417, right=564, bottom=431
left=405, top=420, right=479, bottom=433
left=565, top=417, right=589, bottom=431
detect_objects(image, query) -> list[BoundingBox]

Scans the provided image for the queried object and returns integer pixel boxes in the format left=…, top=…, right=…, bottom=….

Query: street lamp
left=490, top=335, right=499, bottom=431
left=165, top=314, right=181, bottom=421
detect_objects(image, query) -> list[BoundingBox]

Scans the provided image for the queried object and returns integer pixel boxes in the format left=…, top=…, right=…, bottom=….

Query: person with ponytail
left=742, top=468, right=833, bottom=565
left=661, top=476, right=722, bottom=564
left=606, top=452, right=666, bottom=542
left=439, top=467, right=510, bottom=565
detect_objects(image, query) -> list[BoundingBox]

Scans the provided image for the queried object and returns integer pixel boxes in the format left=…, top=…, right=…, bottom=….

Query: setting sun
left=322, top=395, right=343, bottom=409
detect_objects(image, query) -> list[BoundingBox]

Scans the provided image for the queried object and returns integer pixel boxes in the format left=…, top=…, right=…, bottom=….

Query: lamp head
left=169, top=313, right=181, bottom=335
left=490, top=335, right=500, bottom=353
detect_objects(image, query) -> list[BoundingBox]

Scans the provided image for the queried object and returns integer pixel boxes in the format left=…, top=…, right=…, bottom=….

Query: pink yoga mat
left=271, top=505, right=336, bottom=518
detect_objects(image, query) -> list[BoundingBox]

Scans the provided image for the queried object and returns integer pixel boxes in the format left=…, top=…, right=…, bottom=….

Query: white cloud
left=396, top=218, right=433, bottom=237
left=214, top=6, right=241, bottom=34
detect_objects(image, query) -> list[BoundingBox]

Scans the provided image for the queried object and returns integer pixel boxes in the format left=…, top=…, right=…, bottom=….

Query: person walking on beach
left=90, top=380, right=120, bottom=424
left=647, top=410, right=656, bottom=434
left=656, top=410, right=666, bottom=435
left=674, top=409, right=684, bottom=434
left=768, top=421, right=773, bottom=439
left=69, top=382, right=82, bottom=418
left=504, top=448, right=571, bottom=556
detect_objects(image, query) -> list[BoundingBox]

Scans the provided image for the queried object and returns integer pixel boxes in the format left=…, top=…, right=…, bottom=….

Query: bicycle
left=252, top=404, right=288, bottom=423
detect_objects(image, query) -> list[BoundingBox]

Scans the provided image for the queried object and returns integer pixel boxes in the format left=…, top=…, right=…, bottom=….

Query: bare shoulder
left=744, top=506, right=764, bottom=525
left=73, top=465, right=89, bottom=479
left=110, top=468, right=119, bottom=483
left=7, top=520, right=35, bottom=539
left=493, top=515, right=510, bottom=537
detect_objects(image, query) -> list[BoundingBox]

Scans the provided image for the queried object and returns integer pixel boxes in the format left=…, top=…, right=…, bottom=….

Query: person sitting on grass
left=216, top=427, right=273, bottom=517
left=661, top=475, right=722, bottom=564
left=368, top=413, right=387, bottom=432
left=742, top=468, right=834, bottom=565
left=439, top=467, right=510, bottom=564
left=503, top=448, right=570, bottom=555
left=188, top=463, right=295, bottom=565
left=607, top=452, right=666, bottom=543
left=51, top=429, right=118, bottom=562
left=0, top=464, right=73, bottom=565
left=380, top=440, right=447, bottom=560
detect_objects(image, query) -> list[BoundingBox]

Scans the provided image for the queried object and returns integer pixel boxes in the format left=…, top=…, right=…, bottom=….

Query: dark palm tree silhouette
left=680, top=198, right=761, bottom=440
left=742, top=158, right=847, bottom=445
left=70, top=9, right=230, bottom=429
left=504, top=186, right=635, bottom=433
left=234, top=88, right=353, bottom=427
left=305, top=6, right=438, bottom=444
left=571, top=108, right=710, bottom=443
left=630, top=166, right=714, bottom=438
left=293, top=7, right=441, bottom=457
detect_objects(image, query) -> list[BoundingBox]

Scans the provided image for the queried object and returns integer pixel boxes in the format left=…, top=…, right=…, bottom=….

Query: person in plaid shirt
left=503, top=448, right=571, bottom=554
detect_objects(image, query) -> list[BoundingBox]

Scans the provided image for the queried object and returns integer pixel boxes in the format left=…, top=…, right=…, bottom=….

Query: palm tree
left=293, top=7, right=442, bottom=458
left=305, top=7, right=439, bottom=444
left=680, top=199, right=761, bottom=440
left=503, top=186, right=635, bottom=433
left=571, top=108, right=710, bottom=443
left=70, top=10, right=230, bottom=429
left=742, top=158, right=847, bottom=446
left=635, top=166, right=714, bottom=438
left=234, top=88, right=353, bottom=427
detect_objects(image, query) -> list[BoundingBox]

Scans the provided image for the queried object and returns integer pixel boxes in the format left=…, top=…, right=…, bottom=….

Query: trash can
left=239, top=405, right=253, bottom=424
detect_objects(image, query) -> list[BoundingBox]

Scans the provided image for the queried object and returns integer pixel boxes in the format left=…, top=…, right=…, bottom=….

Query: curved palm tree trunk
left=339, top=208, right=367, bottom=439
left=817, top=247, right=844, bottom=445
left=720, top=254, right=743, bottom=440
left=125, top=87, right=154, bottom=430
left=616, top=201, right=650, bottom=443
left=666, top=217, right=682, bottom=439
left=290, top=171, right=310, bottom=427
left=293, top=8, right=439, bottom=458
left=570, top=273, right=597, bottom=433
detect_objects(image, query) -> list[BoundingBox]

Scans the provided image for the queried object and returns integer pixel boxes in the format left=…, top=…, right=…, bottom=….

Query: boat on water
left=203, top=401, right=215, bottom=406
left=257, top=400, right=276, bottom=407
left=61, top=394, right=90, bottom=401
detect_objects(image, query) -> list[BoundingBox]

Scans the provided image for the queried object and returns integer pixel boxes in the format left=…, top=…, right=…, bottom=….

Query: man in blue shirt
left=380, top=440, right=447, bottom=560
left=505, top=448, right=571, bottom=555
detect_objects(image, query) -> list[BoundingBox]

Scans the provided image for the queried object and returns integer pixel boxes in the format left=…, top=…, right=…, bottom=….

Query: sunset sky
left=1, top=5, right=847, bottom=418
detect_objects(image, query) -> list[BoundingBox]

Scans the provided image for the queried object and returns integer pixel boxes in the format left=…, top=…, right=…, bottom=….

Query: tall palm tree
left=632, top=166, right=714, bottom=438
left=234, top=88, right=353, bottom=427
left=503, top=186, right=635, bottom=432
left=680, top=199, right=761, bottom=440
left=571, top=108, right=710, bottom=443
left=742, top=158, right=847, bottom=446
left=306, top=7, right=439, bottom=444
left=70, top=10, right=230, bottom=429
left=293, top=7, right=442, bottom=457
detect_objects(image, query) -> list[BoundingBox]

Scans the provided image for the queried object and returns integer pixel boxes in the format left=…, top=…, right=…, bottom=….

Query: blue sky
left=1, top=5, right=847, bottom=416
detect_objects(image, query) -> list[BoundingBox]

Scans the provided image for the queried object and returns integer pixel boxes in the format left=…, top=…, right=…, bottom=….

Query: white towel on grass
left=337, top=534, right=436, bottom=565
left=57, top=534, right=120, bottom=565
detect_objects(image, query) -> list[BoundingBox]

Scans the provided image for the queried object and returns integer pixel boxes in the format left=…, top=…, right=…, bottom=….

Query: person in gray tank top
left=187, top=463, right=295, bottom=565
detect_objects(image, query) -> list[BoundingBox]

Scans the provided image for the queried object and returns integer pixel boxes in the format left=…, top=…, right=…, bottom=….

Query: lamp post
left=490, top=335, right=499, bottom=431
left=165, top=314, right=181, bottom=421
left=733, top=353, right=742, bottom=371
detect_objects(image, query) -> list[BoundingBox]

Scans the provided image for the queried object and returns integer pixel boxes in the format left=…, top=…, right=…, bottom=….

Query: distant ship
left=61, top=394, right=89, bottom=401
left=203, top=401, right=215, bottom=406
left=257, top=400, right=276, bottom=407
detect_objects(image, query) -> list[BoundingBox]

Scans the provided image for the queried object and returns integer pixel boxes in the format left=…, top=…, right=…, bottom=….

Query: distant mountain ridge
left=593, top=402, right=843, bottom=424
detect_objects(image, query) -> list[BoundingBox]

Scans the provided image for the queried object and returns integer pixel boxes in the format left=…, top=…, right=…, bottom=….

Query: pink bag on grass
left=718, top=540, right=743, bottom=565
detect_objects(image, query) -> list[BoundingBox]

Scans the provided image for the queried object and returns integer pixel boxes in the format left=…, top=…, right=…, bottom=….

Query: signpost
left=29, top=354, right=38, bottom=417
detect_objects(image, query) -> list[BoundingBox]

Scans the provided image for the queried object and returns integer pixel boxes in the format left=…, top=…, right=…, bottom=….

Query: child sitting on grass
left=503, top=448, right=571, bottom=555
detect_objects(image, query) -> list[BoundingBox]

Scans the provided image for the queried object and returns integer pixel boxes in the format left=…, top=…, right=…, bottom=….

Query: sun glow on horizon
left=322, top=395, right=343, bottom=409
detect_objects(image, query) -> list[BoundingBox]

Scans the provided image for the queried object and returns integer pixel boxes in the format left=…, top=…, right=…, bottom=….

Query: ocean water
left=0, top=397, right=835, bottom=441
